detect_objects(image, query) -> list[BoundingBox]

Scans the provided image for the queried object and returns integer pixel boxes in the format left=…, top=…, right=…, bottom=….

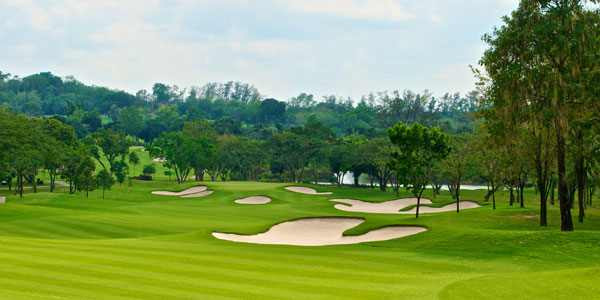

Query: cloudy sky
left=0, top=0, right=519, bottom=101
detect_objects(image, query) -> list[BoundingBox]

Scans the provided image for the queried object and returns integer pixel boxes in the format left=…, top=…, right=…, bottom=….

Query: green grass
left=0, top=180, right=599, bottom=299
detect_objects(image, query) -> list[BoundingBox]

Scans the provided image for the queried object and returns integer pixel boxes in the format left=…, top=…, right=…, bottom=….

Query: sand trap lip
left=212, top=217, right=427, bottom=246
left=331, top=198, right=481, bottom=214
left=285, top=186, right=332, bottom=195
left=235, top=196, right=271, bottom=204
left=180, top=190, right=214, bottom=198
left=152, top=186, right=207, bottom=196
left=330, top=198, right=433, bottom=214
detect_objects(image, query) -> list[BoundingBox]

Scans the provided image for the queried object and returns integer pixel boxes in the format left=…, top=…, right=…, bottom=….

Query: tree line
left=0, top=70, right=478, bottom=140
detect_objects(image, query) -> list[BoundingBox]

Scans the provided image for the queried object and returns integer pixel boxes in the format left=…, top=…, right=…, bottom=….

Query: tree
left=376, top=90, right=436, bottom=129
left=268, top=132, right=311, bottom=183
left=142, top=164, right=156, bottom=177
left=148, top=132, right=210, bottom=183
left=139, top=118, right=168, bottom=144
left=74, top=156, right=97, bottom=198
left=42, top=118, right=77, bottom=192
left=129, top=151, right=140, bottom=176
left=111, top=160, right=128, bottom=186
left=117, top=106, right=145, bottom=139
left=361, top=138, right=394, bottom=191
left=89, top=129, right=131, bottom=172
left=0, top=111, right=45, bottom=197
left=388, top=122, right=451, bottom=218
left=260, top=98, right=286, bottom=125
left=164, top=170, right=172, bottom=181
left=81, top=110, right=102, bottom=133
left=478, top=0, right=600, bottom=231
left=96, top=169, right=115, bottom=199
left=442, top=133, right=475, bottom=213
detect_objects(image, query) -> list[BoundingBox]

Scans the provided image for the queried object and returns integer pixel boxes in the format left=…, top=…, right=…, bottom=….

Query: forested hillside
left=0, top=71, right=477, bottom=139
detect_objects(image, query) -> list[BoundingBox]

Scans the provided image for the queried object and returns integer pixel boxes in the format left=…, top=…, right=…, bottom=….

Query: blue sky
left=0, top=0, right=519, bottom=101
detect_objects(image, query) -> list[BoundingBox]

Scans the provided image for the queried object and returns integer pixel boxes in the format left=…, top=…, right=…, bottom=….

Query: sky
left=0, top=0, right=519, bottom=101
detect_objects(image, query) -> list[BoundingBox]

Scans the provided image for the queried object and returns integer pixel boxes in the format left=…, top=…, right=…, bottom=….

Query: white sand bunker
left=212, top=217, right=427, bottom=246
left=331, top=198, right=433, bottom=214
left=331, top=198, right=481, bottom=214
left=152, top=186, right=207, bottom=196
left=0, top=197, right=5, bottom=204
left=152, top=158, right=166, bottom=162
left=285, top=186, right=332, bottom=195
left=181, top=190, right=214, bottom=198
left=235, top=196, right=271, bottom=204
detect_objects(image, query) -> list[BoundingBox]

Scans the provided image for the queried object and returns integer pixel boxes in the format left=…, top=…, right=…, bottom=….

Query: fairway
left=0, top=181, right=599, bottom=299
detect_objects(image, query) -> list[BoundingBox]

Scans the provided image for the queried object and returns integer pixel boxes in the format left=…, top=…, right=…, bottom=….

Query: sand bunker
left=152, top=186, right=207, bottom=196
left=235, top=196, right=271, bottom=204
left=0, top=197, right=5, bottom=204
left=285, top=186, right=332, bottom=195
left=331, top=198, right=481, bottom=214
left=180, top=190, right=214, bottom=198
left=152, top=158, right=166, bottom=162
left=331, top=198, right=433, bottom=214
left=212, top=217, right=427, bottom=246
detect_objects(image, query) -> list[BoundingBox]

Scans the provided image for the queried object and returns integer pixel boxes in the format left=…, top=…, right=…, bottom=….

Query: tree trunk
left=456, top=181, right=461, bottom=214
left=298, top=168, right=305, bottom=184
left=576, top=157, right=585, bottom=223
left=536, top=164, right=549, bottom=227
left=555, top=122, right=573, bottom=231
left=378, top=175, right=387, bottom=192
left=50, top=169, right=55, bottom=192
left=550, top=179, right=555, bottom=205
left=509, top=187, right=514, bottom=206
left=19, top=172, right=23, bottom=198
left=520, top=181, right=525, bottom=208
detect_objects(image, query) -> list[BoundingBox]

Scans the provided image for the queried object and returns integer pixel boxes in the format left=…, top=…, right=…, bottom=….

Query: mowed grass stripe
left=0, top=220, right=71, bottom=239
left=0, top=266, right=219, bottom=300
left=2, top=238, right=415, bottom=281
left=1, top=246, right=387, bottom=298
left=1, top=236, right=433, bottom=281
left=1, top=243, right=407, bottom=298
left=49, top=217, right=171, bottom=238
left=0, top=281, right=107, bottom=300
left=0, top=273, right=169, bottom=300
left=0, top=254, right=347, bottom=300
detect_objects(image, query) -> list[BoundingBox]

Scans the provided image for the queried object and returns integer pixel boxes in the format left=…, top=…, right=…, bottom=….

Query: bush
left=142, top=164, right=156, bottom=176
left=133, top=174, right=152, bottom=181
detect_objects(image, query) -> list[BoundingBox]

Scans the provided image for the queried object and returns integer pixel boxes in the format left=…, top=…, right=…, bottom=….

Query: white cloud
left=427, top=13, right=442, bottom=24
left=279, top=0, right=411, bottom=22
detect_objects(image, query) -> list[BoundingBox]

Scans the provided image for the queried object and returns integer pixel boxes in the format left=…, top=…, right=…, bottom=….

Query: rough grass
left=0, top=180, right=598, bottom=299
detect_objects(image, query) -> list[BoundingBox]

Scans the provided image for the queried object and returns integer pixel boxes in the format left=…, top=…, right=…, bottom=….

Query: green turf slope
left=0, top=181, right=598, bottom=299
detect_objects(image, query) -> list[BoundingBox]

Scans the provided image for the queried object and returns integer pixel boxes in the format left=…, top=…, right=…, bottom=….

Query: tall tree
left=96, top=169, right=115, bottom=199
left=388, top=122, right=451, bottom=218
left=478, top=0, right=600, bottom=231
left=89, top=129, right=131, bottom=172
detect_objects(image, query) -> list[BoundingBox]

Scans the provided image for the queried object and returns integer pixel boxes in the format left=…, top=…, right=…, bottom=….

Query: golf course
left=1, top=175, right=599, bottom=299
left=2, top=1, right=600, bottom=298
